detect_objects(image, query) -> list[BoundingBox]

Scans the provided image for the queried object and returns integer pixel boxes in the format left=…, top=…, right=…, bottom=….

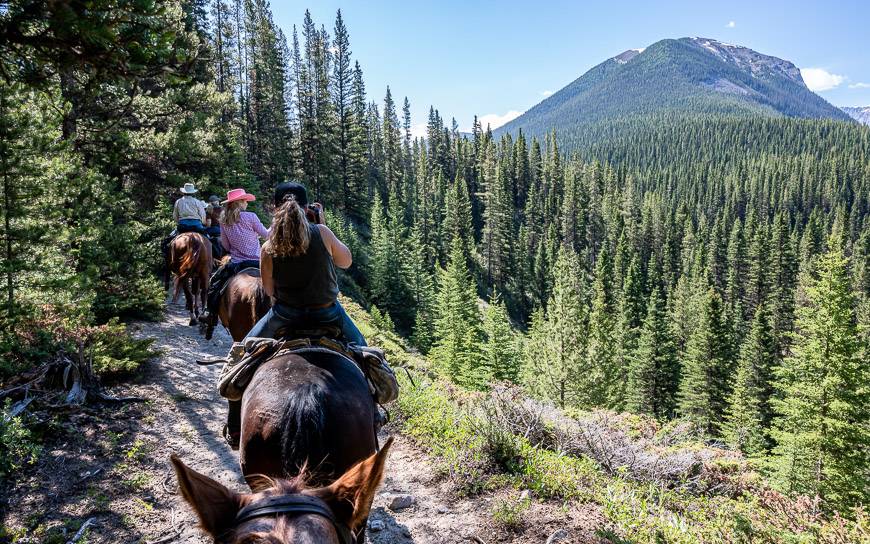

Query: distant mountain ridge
left=841, top=106, right=870, bottom=125
left=494, top=37, right=852, bottom=142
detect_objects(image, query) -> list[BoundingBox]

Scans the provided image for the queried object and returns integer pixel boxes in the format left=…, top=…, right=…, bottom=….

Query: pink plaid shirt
left=220, top=211, right=270, bottom=263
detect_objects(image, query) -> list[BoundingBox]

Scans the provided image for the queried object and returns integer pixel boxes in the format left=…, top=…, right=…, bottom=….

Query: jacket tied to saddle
left=218, top=337, right=399, bottom=405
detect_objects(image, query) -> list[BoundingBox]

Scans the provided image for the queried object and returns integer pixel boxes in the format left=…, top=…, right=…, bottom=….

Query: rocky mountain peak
left=685, top=37, right=804, bottom=84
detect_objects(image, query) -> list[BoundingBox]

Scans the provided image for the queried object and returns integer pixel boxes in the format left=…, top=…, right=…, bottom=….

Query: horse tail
left=178, top=234, right=202, bottom=280
left=280, top=381, right=327, bottom=477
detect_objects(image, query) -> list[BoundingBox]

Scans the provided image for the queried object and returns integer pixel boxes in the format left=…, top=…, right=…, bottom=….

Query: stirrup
left=223, top=424, right=240, bottom=450
left=196, top=357, right=226, bottom=366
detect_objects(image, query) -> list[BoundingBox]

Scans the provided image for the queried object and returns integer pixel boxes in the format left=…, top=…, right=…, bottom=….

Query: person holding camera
left=244, top=181, right=365, bottom=346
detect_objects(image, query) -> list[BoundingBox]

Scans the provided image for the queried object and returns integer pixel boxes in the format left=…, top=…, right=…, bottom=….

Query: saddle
left=216, top=335, right=399, bottom=406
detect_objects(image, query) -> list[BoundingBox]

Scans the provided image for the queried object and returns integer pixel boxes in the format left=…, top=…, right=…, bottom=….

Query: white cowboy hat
left=180, top=183, right=198, bottom=194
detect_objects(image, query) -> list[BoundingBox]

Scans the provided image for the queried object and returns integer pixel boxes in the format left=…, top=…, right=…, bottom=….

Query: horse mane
left=279, top=380, right=328, bottom=478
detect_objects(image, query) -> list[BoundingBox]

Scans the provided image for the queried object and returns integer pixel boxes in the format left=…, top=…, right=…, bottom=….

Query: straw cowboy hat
left=180, top=182, right=198, bottom=194
left=222, top=188, right=257, bottom=204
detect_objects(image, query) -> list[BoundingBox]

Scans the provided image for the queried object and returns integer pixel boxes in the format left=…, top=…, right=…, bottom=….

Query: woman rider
left=202, top=188, right=269, bottom=334
left=223, top=182, right=364, bottom=449
left=245, top=181, right=365, bottom=346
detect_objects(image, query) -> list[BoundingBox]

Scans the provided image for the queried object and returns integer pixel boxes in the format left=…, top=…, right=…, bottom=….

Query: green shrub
left=90, top=318, right=159, bottom=378
left=92, top=274, right=165, bottom=323
left=492, top=494, right=531, bottom=530
left=0, top=400, right=42, bottom=478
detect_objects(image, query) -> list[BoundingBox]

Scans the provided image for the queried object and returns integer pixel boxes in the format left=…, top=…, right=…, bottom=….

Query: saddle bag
left=350, top=345, right=399, bottom=404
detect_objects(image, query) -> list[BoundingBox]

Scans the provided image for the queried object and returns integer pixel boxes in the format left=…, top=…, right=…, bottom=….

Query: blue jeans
left=245, top=301, right=367, bottom=346
left=177, top=219, right=206, bottom=234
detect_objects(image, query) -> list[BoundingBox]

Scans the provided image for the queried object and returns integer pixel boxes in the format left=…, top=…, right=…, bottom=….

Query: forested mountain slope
left=495, top=37, right=852, bottom=145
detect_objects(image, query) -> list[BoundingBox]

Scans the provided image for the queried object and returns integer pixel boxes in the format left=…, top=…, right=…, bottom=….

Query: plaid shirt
left=220, top=211, right=270, bottom=263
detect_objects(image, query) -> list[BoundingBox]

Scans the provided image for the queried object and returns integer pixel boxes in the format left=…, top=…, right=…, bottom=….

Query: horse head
left=171, top=437, right=392, bottom=543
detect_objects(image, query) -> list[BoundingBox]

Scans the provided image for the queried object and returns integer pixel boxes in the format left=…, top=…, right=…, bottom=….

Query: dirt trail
left=2, top=300, right=506, bottom=543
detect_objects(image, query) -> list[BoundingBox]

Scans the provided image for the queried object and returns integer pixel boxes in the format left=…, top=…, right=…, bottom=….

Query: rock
left=368, top=519, right=385, bottom=531
left=387, top=493, right=415, bottom=511
left=546, top=528, right=570, bottom=544
left=436, top=505, right=449, bottom=514
left=519, top=489, right=531, bottom=501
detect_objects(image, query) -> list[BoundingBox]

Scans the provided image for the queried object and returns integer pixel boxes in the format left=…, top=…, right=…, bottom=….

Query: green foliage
left=491, top=494, right=531, bottom=530
left=480, top=296, right=521, bottom=384
left=90, top=319, right=159, bottom=378
left=677, top=287, right=733, bottom=436
left=723, top=304, right=778, bottom=456
left=0, top=400, right=41, bottom=479
left=770, top=243, right=869, bottom=511
left=431, top=238, right=483, bottom=387
left=523, top=247, right=592, bottom=408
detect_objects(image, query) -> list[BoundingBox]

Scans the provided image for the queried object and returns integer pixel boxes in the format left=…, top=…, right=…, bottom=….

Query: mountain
left=842, top=106, right=870, bottom=125
left=494, top=37, right=852, bottom=141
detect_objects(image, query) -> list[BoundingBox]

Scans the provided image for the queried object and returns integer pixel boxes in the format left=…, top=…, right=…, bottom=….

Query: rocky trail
left=2, top=300, right=521, bottom=543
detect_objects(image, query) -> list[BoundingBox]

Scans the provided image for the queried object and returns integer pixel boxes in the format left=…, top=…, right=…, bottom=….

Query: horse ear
left=171, top=454, right=242, bottom=537
left=313, top=437, right=393, bottom=531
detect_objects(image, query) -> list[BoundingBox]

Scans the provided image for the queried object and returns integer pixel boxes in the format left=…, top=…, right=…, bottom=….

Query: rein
left=234, top=493, right=355, bottom=544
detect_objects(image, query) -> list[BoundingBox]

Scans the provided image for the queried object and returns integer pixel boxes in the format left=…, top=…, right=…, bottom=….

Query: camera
left=307, top=204, right=322, bottom=224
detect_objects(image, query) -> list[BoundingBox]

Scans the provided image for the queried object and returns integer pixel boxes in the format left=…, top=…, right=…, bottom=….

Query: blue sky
left=271, top=0, right=870, bottom=134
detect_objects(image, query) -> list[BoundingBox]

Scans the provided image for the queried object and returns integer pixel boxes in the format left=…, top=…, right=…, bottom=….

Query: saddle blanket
left=217, top=337, right=399, bottom=405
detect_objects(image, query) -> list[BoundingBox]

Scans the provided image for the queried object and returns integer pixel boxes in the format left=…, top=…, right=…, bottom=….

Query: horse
left=171, top=437, right=392, bottom=543
left=202, top=267, right=271, bottom=341
left=168, top=232, right=212, bottom=325
left=174, top=349, right=383, bottom=542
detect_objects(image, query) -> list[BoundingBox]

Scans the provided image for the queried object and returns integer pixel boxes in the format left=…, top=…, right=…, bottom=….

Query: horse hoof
left=189, top=318, right=198, bottom=326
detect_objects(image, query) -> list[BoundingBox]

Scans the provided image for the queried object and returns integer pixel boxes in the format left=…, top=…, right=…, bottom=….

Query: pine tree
left=432, top=238, right=482, bottom=385
left=614, top=252, right=645, bottom=409
left=586, top=244, right=618, bottom=407
left=770, top=242, right=869, bottom=510
left=481, top=295, right=521, bottom=384
left=524, top=247, right=590, bottom=408
left=628, top=280, right=679, bottom=419
left=678, top=287, right=733, bottom=436
left=722, top=303, right=777, bottom=456
left=331, top=9, right=353, bottom=213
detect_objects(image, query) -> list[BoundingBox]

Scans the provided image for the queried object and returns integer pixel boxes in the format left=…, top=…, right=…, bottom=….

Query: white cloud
left=477, top=110, right=523, bottom=130
left=541, top=90, right=554, bottom=97
left=849, top=82, right=870, bottom=89
left=726, top=21, right=736, bottom=28
left=801, top=68, right=846, bottom=92
left=410, top=123, right=428, bottom=139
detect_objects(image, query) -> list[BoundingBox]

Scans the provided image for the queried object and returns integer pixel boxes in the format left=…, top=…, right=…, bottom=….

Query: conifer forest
left=0, top=1, right=868, bottom=541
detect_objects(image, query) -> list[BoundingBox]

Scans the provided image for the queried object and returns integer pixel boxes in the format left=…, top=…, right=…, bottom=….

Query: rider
left=163, top=183, right=217, bottom=260
left=245, top=181, right=365, bottom=346
left=173, top=183, right=208, bottom=234
left=202, top=188, right=269, bottom=331
left=205, top=195, right=222, bottom=237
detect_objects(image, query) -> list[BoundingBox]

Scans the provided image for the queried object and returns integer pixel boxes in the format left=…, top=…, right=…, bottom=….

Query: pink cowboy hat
left=221, top=188, right=256, bottom=204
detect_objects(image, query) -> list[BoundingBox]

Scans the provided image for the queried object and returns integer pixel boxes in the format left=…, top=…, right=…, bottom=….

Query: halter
left=234, top=493, right=355, bottom=544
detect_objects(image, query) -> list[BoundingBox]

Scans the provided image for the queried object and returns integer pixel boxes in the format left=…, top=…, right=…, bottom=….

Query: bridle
left=233, top=493, right=356, bottom=544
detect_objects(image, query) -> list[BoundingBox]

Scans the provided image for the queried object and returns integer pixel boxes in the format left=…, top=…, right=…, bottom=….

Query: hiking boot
left=223, top=424, right=240, bottom=450
left=374, top=406, right=388, bottom=432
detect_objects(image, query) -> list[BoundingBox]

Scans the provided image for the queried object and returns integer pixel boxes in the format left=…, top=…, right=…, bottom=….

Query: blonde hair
left=220, top=200, right=244, bottom=226
left=265, top=197, right=310, bottom=258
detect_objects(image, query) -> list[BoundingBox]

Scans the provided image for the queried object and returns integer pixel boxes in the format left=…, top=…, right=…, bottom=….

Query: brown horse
left=203, top=268, right=271, bottom=341
left=172, top=438, right=392, bottom=543
left=174, top=349, right=383, bottom=542
left=168, top=232, right=212, bottom=325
